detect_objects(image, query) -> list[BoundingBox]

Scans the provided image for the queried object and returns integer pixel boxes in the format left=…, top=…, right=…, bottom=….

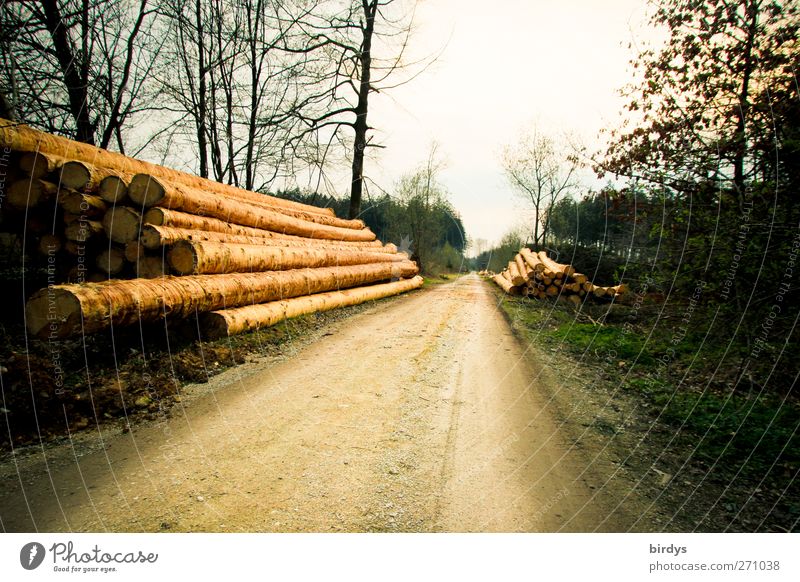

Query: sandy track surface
left=0, top=274, right=643, bottom=532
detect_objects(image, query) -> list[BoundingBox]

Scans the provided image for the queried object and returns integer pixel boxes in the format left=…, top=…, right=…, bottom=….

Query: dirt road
left=0, top=274, right=644, bottom=532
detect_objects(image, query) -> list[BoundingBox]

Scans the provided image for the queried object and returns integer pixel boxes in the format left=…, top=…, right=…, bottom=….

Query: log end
left=143, top=207, right=165, bottom=226
left=128, top=174, right=167, bottom=207
left=166, top=241, right=197, bottom=275
left=102, top=206, right=141, bottom=244
left=60, top=161, right=91, bottom=190
left=25, top=287, right=83, bottom=340
left=99, top=175, right=129, bottom=204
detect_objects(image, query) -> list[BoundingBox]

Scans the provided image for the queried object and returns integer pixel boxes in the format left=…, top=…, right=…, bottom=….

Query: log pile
left=491, top=248, right=627, bottom=305
left=0, top=120, right=421, bottom=338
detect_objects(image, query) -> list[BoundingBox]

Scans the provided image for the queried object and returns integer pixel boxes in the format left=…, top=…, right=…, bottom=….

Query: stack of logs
left=0, top=120, right=422, bottom=339
left=491, top=248, right=626, bottom=305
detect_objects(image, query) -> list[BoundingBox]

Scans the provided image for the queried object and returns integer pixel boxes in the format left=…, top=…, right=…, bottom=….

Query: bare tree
left=158, top=0, right=320, bottom=190
left=502, top=127, right=578, bottom=247
left=280, top=0, right=425, bottom=218
left=0, top=0, right=165, bottom=149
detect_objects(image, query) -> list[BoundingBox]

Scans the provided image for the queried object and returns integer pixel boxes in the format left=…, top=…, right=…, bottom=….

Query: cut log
left=139, top=224, right=389, bottom=253
left=60, top=191, right=107, bottom=217
left=124, top=240, right=146, bottom=263
left=610, top=283, right=629, bottom=296
left=545, top=285, right=559, bottom=297
left=507, top=260, right=525, bottom=286
left=519, top=248, right=545, bottom=272
left=493, top=273, right=519, bottom=295
left=130, top=174, right=362, bottom=230
left=167, top=239, right=407, bottom=275
left=536, top=251, right=575, bottom=278
left=38, top=234, right=62, bottom=255
left=128, top=174, right=374, bottom=242
left=567, top=294, right=582, bottom=306
left=0, top=119, right=335, bottom=217
left=143, top=207, right=383, bottom=249
left=202, top=276, right=424, bottom=338
left=514, top=254, right=532, bottom=280
left=19, top=151, right=59, bottom=178
left=7, top=178, right=58, bottom=209
left=58, top=160, right=92, bottom=190
left=101, top=206, right=141, bottom=243
left=98, top=175, right=130, bottom=204
left=65, top=219, right=104, bottom=242
left=572, top=273, right=588, bottom=284
left=136, top=256, right=167, bottom=279
left=96, top=247, right=125, bottom=275
left=26, top=260, right=419, bottom=339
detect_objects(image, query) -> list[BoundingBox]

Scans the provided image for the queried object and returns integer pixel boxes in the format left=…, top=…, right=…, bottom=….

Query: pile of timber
left=0, top=119, right=421, bottom=339
left=491, top=248, right=627, bottom=306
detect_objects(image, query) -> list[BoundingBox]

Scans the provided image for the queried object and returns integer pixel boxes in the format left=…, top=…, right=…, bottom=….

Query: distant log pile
left=0, top=120, right=421, bottom=339
left=491, top=249, right=627, bottom=305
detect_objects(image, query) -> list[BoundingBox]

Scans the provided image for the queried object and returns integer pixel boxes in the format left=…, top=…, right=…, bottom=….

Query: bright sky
left=365, top=0, right=656, bottom=251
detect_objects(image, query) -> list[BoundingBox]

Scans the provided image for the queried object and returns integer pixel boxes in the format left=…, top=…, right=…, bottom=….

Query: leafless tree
left=502, top=127, right=578, bottom=247
left=0, top=0, right=165, bottom=150
left=280, top=0, right=426, bottom=218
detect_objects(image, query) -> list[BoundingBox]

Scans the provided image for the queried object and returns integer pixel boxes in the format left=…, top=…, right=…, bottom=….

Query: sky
left=360, top=0, right=658, bottom=252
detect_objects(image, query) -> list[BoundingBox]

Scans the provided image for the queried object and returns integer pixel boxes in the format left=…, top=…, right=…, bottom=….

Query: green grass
left=495, top=288, right=800, bottom=528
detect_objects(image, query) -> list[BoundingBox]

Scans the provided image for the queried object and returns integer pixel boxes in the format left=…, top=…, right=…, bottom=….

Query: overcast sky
left=360, top=0, right=657, bottom=251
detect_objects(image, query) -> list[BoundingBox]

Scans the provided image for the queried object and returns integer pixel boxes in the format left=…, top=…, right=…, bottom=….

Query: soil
left=0, top=274, right=659, bottom=532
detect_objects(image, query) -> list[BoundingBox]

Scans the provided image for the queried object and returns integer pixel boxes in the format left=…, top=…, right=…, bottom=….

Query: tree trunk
left=493, top=273, right=519, bottom=294
left=60, top=191, right=108, bottom=217
left=202, top=276, right=423, bottom=338
left=349, top=0, right=378, bottom=219
left=26, top=260, right=419, bottom=338
left=40, top=0, right=94, bottom=144
left=536, top=250, right=575, bottom=278
left=128, top=175, right=376, bottom=242
left=130, top=174, right=363, bottom=229
left=167, top=239, right=407, bottom=275
left=140, top=224, right=392, bottom=254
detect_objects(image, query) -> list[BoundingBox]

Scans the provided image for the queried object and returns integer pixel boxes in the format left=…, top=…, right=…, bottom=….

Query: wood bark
left=130, top=174, right=362, bottom=230
left=128, top=175, right=375, bottom=242
left=136, top=256, right=167, bottom=279
left=507, top=260, right=525, bottom=286
left=536, top=250, right=575, bottom=278
left=167, top=240, right=407, bottom=275
left=202, top=276, right=424, bottom=338
left=60, top=191, right=107, bottom=217
left=26, top=260, right=419, bottom=338
left=520, top=248, right=545, bottom=272
left=514, top=254, right=531, bottom=279
left=493, top=273, right=518, bottom=295
left=140, top=225, right=396, bottom=255
left=0, top=119, right=335, bottom=217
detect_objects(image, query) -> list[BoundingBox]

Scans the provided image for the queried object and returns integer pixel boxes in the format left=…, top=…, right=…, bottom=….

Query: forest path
left=0, top=274, right=642, bottom=532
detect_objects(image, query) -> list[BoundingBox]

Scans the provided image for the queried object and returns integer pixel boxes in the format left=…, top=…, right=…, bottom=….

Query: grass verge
left=492, top=283, right=799, bottom=532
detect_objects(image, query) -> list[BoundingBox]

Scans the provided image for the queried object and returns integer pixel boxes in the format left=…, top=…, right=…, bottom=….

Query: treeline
left=277, top=188, right=467, bottom=275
